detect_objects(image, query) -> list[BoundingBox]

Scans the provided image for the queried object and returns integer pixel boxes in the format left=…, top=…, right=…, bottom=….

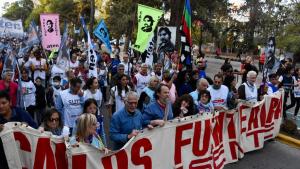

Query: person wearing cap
left=0, top=71, right=18, bottom=107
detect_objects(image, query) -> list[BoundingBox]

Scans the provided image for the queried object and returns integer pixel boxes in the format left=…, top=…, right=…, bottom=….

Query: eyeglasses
left=127, top=101, right=138, bottom=105
left=49, top=118, right=59, bottom=122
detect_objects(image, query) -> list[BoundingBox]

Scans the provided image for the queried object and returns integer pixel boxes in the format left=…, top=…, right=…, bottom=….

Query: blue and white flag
left=1, top=48, right=17, bottom=79
left=87, top=33, right=98, bottom=78
left=26, top=21, right=40, bottom=47
left=93, top=19, right=112, bottom=53
left=56, top=22, right=70, bottom=70
left=80, top=16, right=89, bottom=35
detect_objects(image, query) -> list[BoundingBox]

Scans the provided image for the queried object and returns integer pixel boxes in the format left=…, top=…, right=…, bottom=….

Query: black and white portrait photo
left=157, top=26, right=176, bottom=54
left=141, top=15, right=154, bottom=32
left=46, top=20, right=54, bottom=33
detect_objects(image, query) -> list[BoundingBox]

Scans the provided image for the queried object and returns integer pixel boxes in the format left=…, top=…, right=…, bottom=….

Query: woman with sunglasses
left=39, top=108, right=63, bottom=136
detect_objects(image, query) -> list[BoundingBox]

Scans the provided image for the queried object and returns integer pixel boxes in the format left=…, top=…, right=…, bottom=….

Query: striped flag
left=179, top=0, right=192, bottom=68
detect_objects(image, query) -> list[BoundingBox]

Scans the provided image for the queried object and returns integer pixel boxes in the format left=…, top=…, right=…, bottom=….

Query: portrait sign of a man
left=99, top=27, right=107, bottom=38
left=46, top=20, right=54, bottom=33
left=157, top=27, right=175, bottom=53
left=141, top=15, right=154, bottom=32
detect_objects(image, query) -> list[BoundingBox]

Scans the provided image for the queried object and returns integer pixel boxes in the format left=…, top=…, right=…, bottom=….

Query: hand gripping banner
left=0, top=91, right=283, bottom=169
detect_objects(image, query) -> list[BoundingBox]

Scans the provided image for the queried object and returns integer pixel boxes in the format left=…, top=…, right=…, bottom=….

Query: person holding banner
left=0, top=91, right=37, bottom=169
left=70, top=113, right=109, bottom=154
left=39, top=108, right=63, bottom=136
left=238, top=71, right=258, bottom=103
left=142, top=84, right=173, bottom=127
left=110, top=91, right=143, bottom=150
left=208, top=74, right=229, bottom=111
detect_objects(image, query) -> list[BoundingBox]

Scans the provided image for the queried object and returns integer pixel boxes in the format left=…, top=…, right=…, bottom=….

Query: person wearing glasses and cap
left=110, top=91, right=143, bottom=150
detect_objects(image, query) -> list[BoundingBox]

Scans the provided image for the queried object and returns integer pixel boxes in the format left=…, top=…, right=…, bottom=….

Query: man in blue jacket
left=110, top=91, right=143, bottom=150
left=0, top=91, right=37, bottom=169
left=142, top=84, right=173, bottom=127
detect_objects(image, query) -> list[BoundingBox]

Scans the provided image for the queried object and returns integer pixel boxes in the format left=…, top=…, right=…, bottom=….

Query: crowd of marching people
left=0, top=35, right=300, bottom=165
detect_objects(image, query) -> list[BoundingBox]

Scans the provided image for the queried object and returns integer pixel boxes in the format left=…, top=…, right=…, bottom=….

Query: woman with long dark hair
left=84, top=77, right=103, bottom=107
left=109, top=74, right=131, bottom=112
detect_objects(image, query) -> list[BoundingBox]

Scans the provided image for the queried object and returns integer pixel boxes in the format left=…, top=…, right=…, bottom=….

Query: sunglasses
left=49, top=118, right=59, bottom=122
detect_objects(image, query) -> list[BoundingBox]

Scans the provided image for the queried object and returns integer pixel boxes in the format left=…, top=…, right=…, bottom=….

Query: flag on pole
left=87, top=32, right=98, bottom=78
left=1, top=48, right=17, bottom=79
left=93, top=19, right=112, bottom=53
left=26, top=21, right=39, bottom=47
left=56, top=22, right=69, bottom=70
left=132, top=4, right=163, bottom=52
left=40, top=13, right=61, bottom=51
left=179, top=0, right=192, bottom=67
left=80, top=16, right=89, bottom=35
left=16, top=61, right=24, bottom=108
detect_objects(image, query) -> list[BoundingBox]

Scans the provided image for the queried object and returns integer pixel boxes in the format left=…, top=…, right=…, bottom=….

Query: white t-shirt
left=121, top=61, right=132, bottom=76
left=135, top=73, right=150, bottom=96
left=83, top=89, right=103, bottom=107
left=21, top=80, right=36, bottom=107
left=69, top=60, right=79, bottom=70
left=32, top=58, right=47, bottom=80
left=110, top=86, right=130, bottom=112
left=208, top=85, right=229, bottom=109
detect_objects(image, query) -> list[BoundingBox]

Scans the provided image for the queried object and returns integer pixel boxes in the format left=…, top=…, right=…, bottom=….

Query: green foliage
left=3, top=0, right=34, bottom=28
left=277, top=3, right=300, bottom=54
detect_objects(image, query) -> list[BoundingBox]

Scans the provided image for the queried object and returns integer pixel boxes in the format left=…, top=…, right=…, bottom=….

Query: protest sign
left=40, top=14, right=61, bottom=51
left=0, top=91, right=283, bottom=169
left=87, top=33, right=98, bottom=78
left=132, top=4, right=163, bottom=52
left=0, top=17, right=24, bottom=38
left=94, top=19, right=112, bottom=54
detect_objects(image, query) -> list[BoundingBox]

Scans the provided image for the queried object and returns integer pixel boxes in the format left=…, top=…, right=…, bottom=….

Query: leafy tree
left=3, top=0, right=34, bottom=27
left=277, top=2, right=300, bottom=59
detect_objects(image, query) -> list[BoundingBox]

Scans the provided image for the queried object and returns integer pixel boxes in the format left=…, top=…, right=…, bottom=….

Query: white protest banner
left=0, top=123, right=67, bottom=169
left=40, top=13, right=61, bottom=51
left=87, top=33, right=98, bottom=78
left=0, top=91, right=283, bottom=169
left=0, top=17, right=24, bottom=38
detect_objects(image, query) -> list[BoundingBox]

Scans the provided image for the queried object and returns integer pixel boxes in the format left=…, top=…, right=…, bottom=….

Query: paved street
left=224, top=141, right=300, bottom=169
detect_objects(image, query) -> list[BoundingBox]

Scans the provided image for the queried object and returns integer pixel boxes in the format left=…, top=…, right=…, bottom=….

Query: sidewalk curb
left=276, top=133, right=300, bottom=148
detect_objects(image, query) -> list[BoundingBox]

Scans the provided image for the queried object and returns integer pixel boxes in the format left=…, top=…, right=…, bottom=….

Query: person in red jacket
left=0, top=71, right=18, bottom=107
